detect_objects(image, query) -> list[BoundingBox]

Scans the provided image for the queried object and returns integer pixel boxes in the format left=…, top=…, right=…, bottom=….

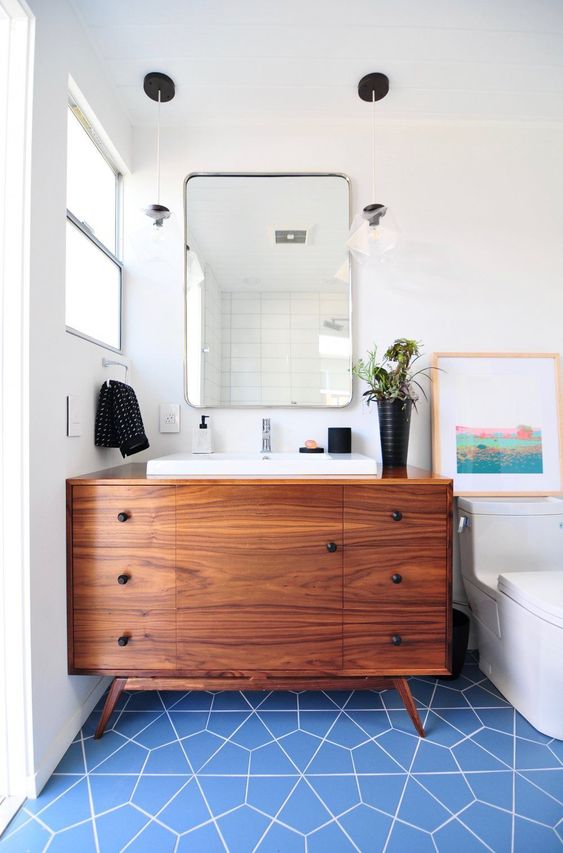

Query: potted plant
left=353, top=338, right=432, bottom=467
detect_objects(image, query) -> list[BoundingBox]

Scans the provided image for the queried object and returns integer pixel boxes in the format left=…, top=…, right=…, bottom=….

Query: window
left=65, top=102, right=122, bottom=350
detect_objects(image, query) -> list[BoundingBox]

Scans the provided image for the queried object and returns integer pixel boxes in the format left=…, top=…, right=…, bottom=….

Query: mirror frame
left=183, top=172, right=352, bottom=408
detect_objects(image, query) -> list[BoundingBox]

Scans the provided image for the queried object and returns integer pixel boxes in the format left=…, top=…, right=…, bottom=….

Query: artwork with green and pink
left=456, top=426, right=543, bottom=474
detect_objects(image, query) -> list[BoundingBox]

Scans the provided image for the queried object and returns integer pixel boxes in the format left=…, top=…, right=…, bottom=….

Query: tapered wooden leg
left=94, top=677, right=127, bottom=739
left=392, top=677, right=425, bottom=737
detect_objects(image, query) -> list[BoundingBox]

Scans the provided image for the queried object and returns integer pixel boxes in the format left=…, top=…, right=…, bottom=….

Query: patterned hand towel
left=95, top=380, right=150, bottom=457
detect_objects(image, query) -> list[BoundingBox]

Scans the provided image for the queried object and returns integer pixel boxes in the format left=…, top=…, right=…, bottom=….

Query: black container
left=441, top=609, right=471, bottom=680
left=328, top=427, right=352, bottom=454
left=377, top=399, right=412, bottom=467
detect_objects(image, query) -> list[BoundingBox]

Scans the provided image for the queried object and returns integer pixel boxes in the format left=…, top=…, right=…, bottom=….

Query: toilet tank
left=458, top=497, right=563, bottom=586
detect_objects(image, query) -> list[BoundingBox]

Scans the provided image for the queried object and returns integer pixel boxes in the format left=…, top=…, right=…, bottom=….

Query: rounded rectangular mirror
left=184, top=173, right=351, bottom=407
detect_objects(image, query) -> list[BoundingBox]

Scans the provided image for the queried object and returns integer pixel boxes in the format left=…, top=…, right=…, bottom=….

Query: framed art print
left=431, top=353, right=563, bottom=495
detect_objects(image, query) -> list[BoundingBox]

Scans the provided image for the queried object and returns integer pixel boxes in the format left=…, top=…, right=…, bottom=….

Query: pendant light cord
left=371, top=90, right=376, bottom=201
left=156, top=89, right=161, bottom=204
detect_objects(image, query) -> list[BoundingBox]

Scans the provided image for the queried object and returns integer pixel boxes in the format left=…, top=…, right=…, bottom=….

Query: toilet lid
left=498, top=572, right=563, bottom=626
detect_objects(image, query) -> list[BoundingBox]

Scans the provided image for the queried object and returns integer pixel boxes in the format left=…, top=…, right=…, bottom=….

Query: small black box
left=328, top=427, right=352, bottom=454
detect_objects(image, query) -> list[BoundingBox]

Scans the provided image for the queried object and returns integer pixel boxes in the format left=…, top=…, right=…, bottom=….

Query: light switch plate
left=160, top=403, right=180, bottom=433
left=67, top=395, right=81, bottom=437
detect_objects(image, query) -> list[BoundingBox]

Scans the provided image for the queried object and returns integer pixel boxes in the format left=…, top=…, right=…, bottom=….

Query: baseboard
left=26, top=677, right=109, bottom=798
left=0, top=796, right=25, bottom=836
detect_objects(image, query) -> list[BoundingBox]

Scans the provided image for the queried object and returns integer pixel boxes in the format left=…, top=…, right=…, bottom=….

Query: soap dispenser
left=192, top=415, right=213, bottom=454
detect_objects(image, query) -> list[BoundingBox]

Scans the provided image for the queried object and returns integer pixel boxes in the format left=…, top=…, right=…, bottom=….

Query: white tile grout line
left=80, top=731, right=101, bottom=853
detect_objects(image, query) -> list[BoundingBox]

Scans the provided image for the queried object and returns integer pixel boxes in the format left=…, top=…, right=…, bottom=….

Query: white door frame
left=0, top=0, right=34, bottom=831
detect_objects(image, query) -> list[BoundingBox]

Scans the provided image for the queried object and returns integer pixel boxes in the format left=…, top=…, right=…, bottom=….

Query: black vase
left=377, top=398, right=412, bottom=467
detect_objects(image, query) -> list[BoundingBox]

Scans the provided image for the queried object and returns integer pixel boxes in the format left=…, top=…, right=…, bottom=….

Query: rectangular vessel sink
left=147, top=451, right=377, bottom=477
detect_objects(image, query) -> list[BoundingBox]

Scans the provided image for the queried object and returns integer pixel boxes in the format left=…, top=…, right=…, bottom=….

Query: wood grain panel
left=344, top=485, right=447, bottom=549
left=178, top=609, right=342, bottom=670
left=176, top=485, right=343, bottom=671
left=72, top=485, right=175, bottom=549
left=73, top=609, right=176, bottom=671
left=73, top=551, right=175, bottom=611
left=344, top=548, right=447, bottom=611
left=344, top=606, right=446, bottom=672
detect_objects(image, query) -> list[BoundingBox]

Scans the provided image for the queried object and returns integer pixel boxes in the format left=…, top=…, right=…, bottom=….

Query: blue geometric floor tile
left=334, top=805, right=392, bottom=851
left=381, top=687, right=420, bottom=711
left=83, top=730, right=130, bottom=771
left=132, top=714, right=179, bottom=749
left=472, top=727, right=514, bottom=767
left=216, top=805, right=271, bottom=852
left=423, top=712, right=468, bottom=747
left=53, top=740, right=85, bottom=774
left=176, top=821, right=225, bottom=852
left=123, top=692, right=164, bottom=712
left=246, top=776, right=298, bottom=817
left=306, top=741, right=355, bottom=774
left=249, top=741, right=300, bottom=775
left=410, top=739, right=460, bottom=773
left=0, top=817, right=52, bottom=851
left=24, top=774, right=84, bottom=815
left=81, top=710, right=119, bottom=739
left=476, top=707, right=514, bottom=735
left=278, top=731, right=322, bottom=771
left=257, top=692, right=298, bottom=711
left=344, top=690, right=384, bottom=710
left=89, top=773, right=138, bottom=814
left=385, top=819, right=435, bottom=852
left=376, top=730, right=419, bottom=770
left=37, top=777, right=91, bottom=831
left=326, top=715, right=369, bottom=748
left=167, top=711, right=209, bottom=739
left=298, top=691, right=340, bottom=711
left=459, top=801, right=513, bottom=853
left=257, top=711, right=298, bottom=738
left=429, top=707, right=482, bottom=737
left=307, top=775, right=360, bottom=816
left=131, top=775, right=189, bottom=816
left=414, top=773, right=475, bottom=814
left=323, top=691, right=353, bottom=708
left=453, top=738, right=509, bottom=771
left=94, top=689, right=129, bottom=713
left=548, top=739, right=563, bottom=763
left=298, top=710, right=339, bottom=738
left=206, top=711, right=250, bottom=739
left=519, top=769, right=563, bottom=801
left=398, top=778, right=451, bottom=832
left=158, top=690, right=187, bottom=709
left=198, top=776, right=247, bottom=815
left=47, top=819, right=97, bottom=852
left=95, top=804, right=149, bottom=852
left=277, top=778, right=332, bottom=834
left=434, top=818, right=489, bottom=852
left=125, top=819, right=177, bottom=852
left=409, top=678, right=437, bottom=706
left=231, top=715, right=274, bottom=749
left=465, top=770, right=513, bottom=810
left=1, top=807, right=32, bottom=838
left=94, top=740, right=148, bottom=774
left=387, top=709, right=425, bottom=735
left=178, top=731, right=224, bottom=772
left=243, top=691, right=270, bottom=708
left=256, top=820, right=305, bottom=852
left=514, top=817, right=562, bottom=853
left=464, top=684, right=510, bottom=708
left=158, top=778, right=211, bottom=833
left=515, top=774, right=562, bottom=825
left=352, top=740, right=405, bottom=773
left=211, top=692, right=253, bottom=711
left=357, top=774, right=406, bottom=815
left=111, top=711, right=164, bottom=741
left=140, top=740, right=190, bottom=774
left=308, top=821, right=358, bottom=853
left=344, top=710, right=390, bottom=738
left=167, top=691, right=213, bottom=711
left=431, top=685, right=471, bottom=709
left=515, top=737, right=562, bottom=770
left=200, top=741, right=250, bottom=775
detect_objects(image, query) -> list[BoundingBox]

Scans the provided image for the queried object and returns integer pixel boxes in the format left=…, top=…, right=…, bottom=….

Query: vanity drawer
left=344, top=548, right=447, bottom=610
left=344, top=606, right=447, bottom=672
left=71, top=485, right=175, bottom=550
left=73, top=552, right=175, bottom=611
left=73, top=609, right=176, bottom=671
left=344, top=485, right=448, bottom=549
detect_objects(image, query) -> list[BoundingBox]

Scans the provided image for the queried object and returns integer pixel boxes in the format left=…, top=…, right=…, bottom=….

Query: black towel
left=95, top=380, right=150, bottom=458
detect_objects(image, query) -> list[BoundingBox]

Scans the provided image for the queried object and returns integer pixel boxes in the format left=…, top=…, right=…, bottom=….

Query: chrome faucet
left=262, top=418, right=271, bottom=453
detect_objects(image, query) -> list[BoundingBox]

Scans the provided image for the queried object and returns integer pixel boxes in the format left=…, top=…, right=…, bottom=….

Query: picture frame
left=431, top=353, right=563, bottom=496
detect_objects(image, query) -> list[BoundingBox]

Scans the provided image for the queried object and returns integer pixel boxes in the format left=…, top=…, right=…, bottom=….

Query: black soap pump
left=192, top=414, right=213, bottom=454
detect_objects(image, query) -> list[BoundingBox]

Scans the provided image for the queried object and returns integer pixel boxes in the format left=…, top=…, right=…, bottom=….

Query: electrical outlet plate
left=159, top=403, right=180, bottom=433
left=67, top=395, right=81, bottom=437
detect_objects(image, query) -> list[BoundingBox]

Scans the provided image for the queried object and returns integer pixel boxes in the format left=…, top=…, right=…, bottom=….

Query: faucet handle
left=262, top=418, right=270, bottom=431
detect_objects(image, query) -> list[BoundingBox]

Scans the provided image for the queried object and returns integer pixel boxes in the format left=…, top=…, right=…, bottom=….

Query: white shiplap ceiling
left=71, top=0, right=563, bottom=125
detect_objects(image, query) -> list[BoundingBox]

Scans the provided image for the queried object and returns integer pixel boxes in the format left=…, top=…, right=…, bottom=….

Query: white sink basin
left=147, top=451, right=377, bottom=477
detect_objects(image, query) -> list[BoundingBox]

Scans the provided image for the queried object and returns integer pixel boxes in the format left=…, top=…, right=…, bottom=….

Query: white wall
left=125, top=118, right=563, bottom=620
left=26, top=0, right=131, bottom=795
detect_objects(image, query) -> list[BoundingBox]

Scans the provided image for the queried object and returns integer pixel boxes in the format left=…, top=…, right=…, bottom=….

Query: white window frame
left=65, top=99, right=123, bottom=353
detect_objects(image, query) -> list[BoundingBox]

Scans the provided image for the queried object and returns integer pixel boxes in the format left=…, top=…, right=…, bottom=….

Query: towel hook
left=102, top=358, right=129, bottom=386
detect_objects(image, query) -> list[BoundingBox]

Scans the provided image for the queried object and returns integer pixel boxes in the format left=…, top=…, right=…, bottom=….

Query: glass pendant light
left=347, top=73, right=398, bottom=262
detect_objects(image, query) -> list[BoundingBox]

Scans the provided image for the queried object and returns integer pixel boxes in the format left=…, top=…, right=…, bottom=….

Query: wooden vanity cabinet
left=67, top=465, right=452, bottom=738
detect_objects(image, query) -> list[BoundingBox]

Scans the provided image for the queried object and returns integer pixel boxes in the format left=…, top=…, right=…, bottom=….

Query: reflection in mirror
left=185, top=174, right=351, bottom=407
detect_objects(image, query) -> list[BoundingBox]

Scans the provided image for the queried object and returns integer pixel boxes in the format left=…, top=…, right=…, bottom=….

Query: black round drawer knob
left=391, top=634, right=402, bottom=646
left=117, top=636, right=129, bottom=647
left=117, top=512, right=130, bottom=523
left=391, top=511, right=403, bottom=522
left=391, top=573, right=403, bottom=584
left=326, top=542, right=338, bottom=553
left=117, top=575, right=129, bottom=585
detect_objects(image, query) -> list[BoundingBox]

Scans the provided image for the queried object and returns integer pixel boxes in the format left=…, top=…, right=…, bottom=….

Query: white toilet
left=458, top=496, right=563, bottom=739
